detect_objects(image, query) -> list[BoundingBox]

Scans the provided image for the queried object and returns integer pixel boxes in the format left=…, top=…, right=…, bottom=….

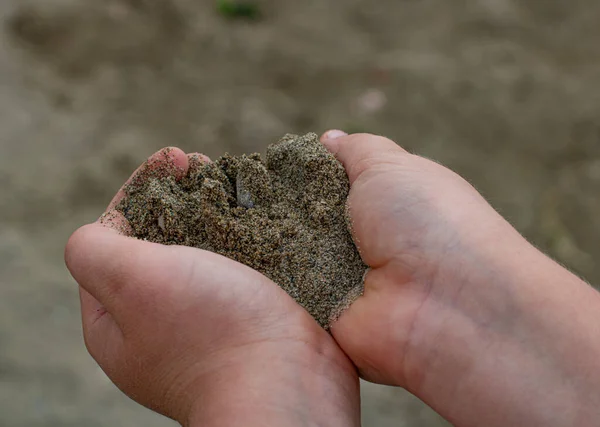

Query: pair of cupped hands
left=66, top=131, right=600, bottom=427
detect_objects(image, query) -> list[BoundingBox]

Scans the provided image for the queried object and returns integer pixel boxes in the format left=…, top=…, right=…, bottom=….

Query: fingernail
left=322, top=130, right=348, bottom=141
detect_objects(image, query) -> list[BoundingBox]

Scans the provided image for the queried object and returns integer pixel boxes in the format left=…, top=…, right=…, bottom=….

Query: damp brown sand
left=117, top=133, right=366, bottom=329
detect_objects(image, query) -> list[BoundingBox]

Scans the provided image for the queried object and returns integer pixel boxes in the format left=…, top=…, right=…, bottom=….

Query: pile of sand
left=118, top=133, right=366, bottom=328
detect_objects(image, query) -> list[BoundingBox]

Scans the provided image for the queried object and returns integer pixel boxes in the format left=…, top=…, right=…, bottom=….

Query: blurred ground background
left=1, top=0, right=599, bottom=426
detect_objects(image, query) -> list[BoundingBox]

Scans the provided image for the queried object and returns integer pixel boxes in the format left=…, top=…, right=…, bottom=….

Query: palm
left=67, top=147, right=358, bottom=422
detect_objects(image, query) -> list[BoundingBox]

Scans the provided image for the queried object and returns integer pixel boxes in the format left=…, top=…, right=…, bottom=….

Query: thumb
left=65, top=220, right=193, bottom=325
left=320, top=131, right=407, bottom=185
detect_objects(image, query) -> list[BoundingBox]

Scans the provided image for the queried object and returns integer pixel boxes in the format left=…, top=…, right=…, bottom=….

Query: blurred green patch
left=217, top=0, right=261, bottom=20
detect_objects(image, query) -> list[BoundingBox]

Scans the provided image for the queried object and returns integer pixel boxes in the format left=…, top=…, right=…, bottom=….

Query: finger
left=66, top=221, right=194, bottom=323
left=320, top=131, right=407, bottom=185
left=187, top=152, right=211, bottom=177
left=321, top=129, right=348, bottom=140
left=107, top=147, right=189, bottom=211
left=66, top=223, right=146, bottom=317
left=187, top=152, right=211, bottom=165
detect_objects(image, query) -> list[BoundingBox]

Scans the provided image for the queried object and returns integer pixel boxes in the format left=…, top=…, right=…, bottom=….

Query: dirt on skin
left=116, top=133, right=366, bottom=328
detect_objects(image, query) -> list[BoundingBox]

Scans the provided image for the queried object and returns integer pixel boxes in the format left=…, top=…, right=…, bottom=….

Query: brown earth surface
left=1, top=0, right=599, bottom=426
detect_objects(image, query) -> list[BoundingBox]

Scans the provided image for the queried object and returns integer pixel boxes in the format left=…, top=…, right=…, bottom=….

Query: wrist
left=409, top=227, right=600, bottom=426
left=184, top=336, right=360, bottom=427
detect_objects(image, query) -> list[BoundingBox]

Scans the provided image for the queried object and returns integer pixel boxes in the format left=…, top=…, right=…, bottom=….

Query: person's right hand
left=321, top=131, right=600, bottom=427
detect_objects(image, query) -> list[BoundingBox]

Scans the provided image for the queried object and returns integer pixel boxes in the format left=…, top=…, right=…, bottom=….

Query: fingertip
left=65, top=219, right=129, bottom=279
left=65, top=223, right=95, bottom=276
left=187, top=152, right=211, bottom=163
left=166, top=147, right=190, bottom=173
left=320, top=130, right=349, bottom=158
left=321, top=132, right=406, bottom=184
left=147, top=147, right=189, bottom=179
left=106, top=147, right=188, bottom=211
left=321, top=129, right=348, bottom=143
left=187, top=152, right=211, bottom=175
left=65, top=222, right=135, bottom=311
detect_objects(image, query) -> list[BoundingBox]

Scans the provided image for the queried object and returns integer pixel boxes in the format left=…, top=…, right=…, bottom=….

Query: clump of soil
left=117, top=133, right=366, bottom=328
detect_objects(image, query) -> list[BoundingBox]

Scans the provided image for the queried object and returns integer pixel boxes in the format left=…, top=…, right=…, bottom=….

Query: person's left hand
left=65, top=148, right=360, bottom=427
